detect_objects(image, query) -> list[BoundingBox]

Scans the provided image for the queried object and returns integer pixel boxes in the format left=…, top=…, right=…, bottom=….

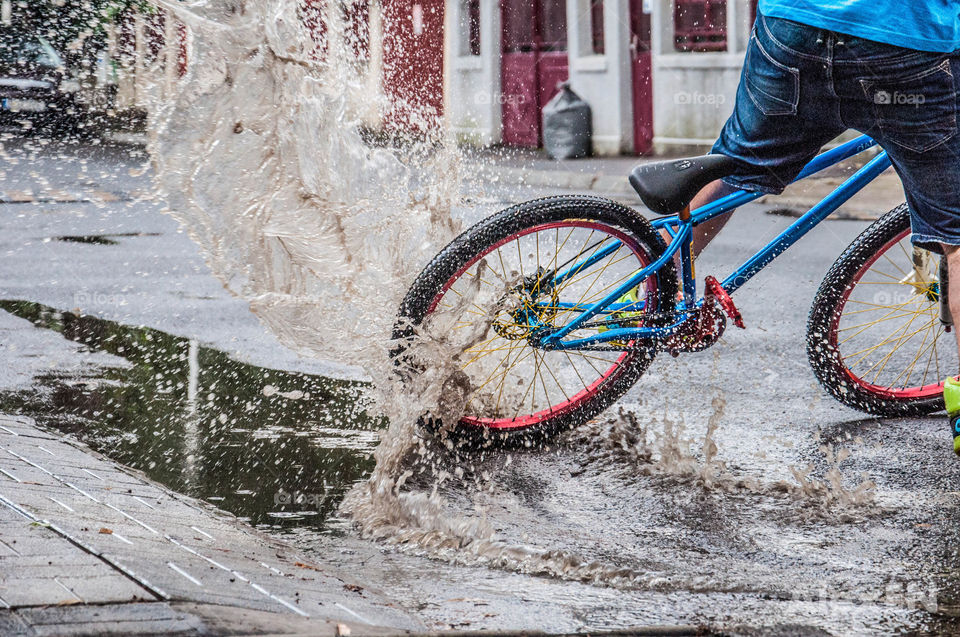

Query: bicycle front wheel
left=807, top=203, right=956, bottom=416
left=394, top=195, right=678, bottom=446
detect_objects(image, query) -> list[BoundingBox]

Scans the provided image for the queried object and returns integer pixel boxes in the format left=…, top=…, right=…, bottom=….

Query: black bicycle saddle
left=629, top=155, right=743, bottom=215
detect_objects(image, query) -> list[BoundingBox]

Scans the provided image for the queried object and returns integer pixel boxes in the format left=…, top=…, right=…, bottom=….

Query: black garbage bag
left=542, top=82, right=592, bottom=160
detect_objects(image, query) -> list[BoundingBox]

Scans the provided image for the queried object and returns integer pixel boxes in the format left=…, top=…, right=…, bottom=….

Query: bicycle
left=394, top=135, right=956, bottom=446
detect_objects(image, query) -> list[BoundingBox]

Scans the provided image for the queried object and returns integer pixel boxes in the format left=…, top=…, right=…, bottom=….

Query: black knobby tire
left=394, top=195, right=678, bottom=447
left=807, top=203, right=952, bottom=416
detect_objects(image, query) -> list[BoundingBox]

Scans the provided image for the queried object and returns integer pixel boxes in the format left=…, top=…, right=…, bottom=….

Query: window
left=674, top=0, right=726, bottom=52
left=538, top=0, right=568, bottom=52
left=589, top=0, right=604, bottom=55
left=462, top=0, right=480, bottom=55
left=0, top=34, right=63, bottom=68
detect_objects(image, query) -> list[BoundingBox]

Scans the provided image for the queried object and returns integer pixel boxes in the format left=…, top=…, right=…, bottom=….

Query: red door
left=629, top=0, right=653, bottom=154
left=383, top=0, right=445, bottom=134
left=501, top=0, right=569, bottom=147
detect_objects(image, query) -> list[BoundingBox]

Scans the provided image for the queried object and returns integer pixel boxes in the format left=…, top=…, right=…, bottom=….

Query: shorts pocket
left=744, top=33, right=800, bottom=116
left=860, top=58, right=958, bottom=153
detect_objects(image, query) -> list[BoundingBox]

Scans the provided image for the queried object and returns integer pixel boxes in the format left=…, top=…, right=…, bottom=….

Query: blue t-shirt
left=758, top=0, right=960, bottom=53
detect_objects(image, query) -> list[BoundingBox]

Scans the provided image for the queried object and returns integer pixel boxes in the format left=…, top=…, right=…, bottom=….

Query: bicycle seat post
left=679, top=205, right=696, bottom=306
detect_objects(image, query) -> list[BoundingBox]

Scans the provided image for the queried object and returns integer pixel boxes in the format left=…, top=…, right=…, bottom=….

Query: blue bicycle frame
left=535, top=134, right=892, bottom=350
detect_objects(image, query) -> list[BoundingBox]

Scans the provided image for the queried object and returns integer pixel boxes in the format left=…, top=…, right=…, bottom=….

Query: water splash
left=148, top=0, right=461, bottom=372
left=571, top=396, right=877, bottom=518
left=142, top=0, right=883, bottom=595
left=142, top=0, right=494, bottom=562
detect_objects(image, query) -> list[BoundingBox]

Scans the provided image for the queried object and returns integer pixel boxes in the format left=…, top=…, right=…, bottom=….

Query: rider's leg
left=688, top=180, right=740, bottom=257
left=946, top=245, right=960, bottom=365
left=942, top=245, right=960, bottom=455
left=661, top=179, right=739, bottom=259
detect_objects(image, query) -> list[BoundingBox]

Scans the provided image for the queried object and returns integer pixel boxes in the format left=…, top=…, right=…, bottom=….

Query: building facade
left=446, top=0, right=758, bottom=154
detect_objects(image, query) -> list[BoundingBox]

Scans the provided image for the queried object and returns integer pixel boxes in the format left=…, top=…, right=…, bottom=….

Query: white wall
left=565, top=0, right=634, bottom=155
left=445, top=0, right=502, bottom=145
left=650, top=0, right=750, bottom=152
left=445, top=0, right=755, bottom=154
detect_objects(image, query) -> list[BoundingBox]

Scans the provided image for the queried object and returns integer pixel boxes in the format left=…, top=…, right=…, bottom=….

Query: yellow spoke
left=845, top=297, right=933, bottom=310
left=472, top=339, right=529, bottom=396
left=839, top=309, right=935, bottom=334
left=932, top=321, right=944, bottom=382
left=880, top=249, right=909, bottom=279
left=549, top=225, right=579, bottom=280
left=530, top=348, right=553, bottom=413
left=841, top=303, right=933, bottom=317
left=896, top=237, right=912, bottom=264
left=839, top=296, right=925, bottom=346
left=846, top=281, right=932, bottom=286
left=496, top=245, right=508, bottom=283
left=461, top=271, right=504, bottom=290
left=530, top=348, right=538, bottom=414
left=897, top=309, right=945, bottom=390
left=568, top=350, right=609, bottom=377
left=863, top=268, right=911, bottom=284
left=461, top=339, right=521, bottom=368
left=846, top=315, right=936, bottom=369
left=540, top=352, right=572, bottom=403
left=562, top=350, right=591, bottom=393
left=566, top=351, right=622, bottom=365
left=915, top=303, right=946, bottom=389
left=534, top=229, right=541, bottom=294
left=891, top=316, right=934, bottom=388
left=479, top=348, right=537, bottom=418
left=513, top=354, right=539, bottom=419
left=869, top=309, right=931, bottom=384
left=556, top=262, right=645, bottom=319
left=848, top=316, right=935, bottom=376
left=492, top=340, right=530, bottom=418
left=536, top=351, right=555, bottom=413
left=563, top=245, right=632, bottom=325
left=558, top=249, right=636, bottom=294
left=551, top=232, right=610, bottom=295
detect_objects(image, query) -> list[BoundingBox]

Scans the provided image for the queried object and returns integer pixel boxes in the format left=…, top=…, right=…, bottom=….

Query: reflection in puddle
left=0, top=300, right=379, bottom=532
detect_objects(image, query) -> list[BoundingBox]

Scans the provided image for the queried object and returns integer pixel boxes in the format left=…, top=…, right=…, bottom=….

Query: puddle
left=0, top=300, right=380, bottom=533
left=50, top=232, right=162, bottom=245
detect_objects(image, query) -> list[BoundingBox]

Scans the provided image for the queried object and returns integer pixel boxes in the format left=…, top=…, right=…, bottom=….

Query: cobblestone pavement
left=0, top=414, right=421, bottom=636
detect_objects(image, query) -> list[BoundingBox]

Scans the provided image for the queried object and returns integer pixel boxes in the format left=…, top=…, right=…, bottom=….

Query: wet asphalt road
left=3, top=134, right=960, bottom=634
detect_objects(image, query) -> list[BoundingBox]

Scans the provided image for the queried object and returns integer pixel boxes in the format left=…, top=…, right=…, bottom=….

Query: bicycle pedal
left=705, top=275, right=745, bottom=329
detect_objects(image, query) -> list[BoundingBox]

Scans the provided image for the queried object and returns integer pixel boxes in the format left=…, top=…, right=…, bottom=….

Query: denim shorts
left=713, top=12, right=960, bottom=253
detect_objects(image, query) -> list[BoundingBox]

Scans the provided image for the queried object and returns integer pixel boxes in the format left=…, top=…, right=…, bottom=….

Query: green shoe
left=596, top=288, right=643, bottom=346
left=944, top=376, right=960, bottom=456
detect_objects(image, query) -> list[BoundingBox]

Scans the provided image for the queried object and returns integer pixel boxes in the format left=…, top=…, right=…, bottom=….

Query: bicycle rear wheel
left=807, top=203, right=956, bottom=416
left=394, top=195, right=677, bottom=446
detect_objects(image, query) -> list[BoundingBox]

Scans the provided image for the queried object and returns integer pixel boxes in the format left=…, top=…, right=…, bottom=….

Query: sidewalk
left=466, top=146, right=906, bottom=220
left=0, top=411, right=705, bottom=636
left=0, top=413, right=420, bottom=636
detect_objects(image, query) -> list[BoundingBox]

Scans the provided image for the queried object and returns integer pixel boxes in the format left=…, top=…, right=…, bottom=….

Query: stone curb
left=472, top=163, right=903, bottom=221
left=474, top=164, right=633, bottom=195
left=759, top=195, right=897, bottom=220
left=0, top=601, right=706, bottom=637
left=0, top=190, right=134, bottom=204
left=103, top=131, right=148, bottom=145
